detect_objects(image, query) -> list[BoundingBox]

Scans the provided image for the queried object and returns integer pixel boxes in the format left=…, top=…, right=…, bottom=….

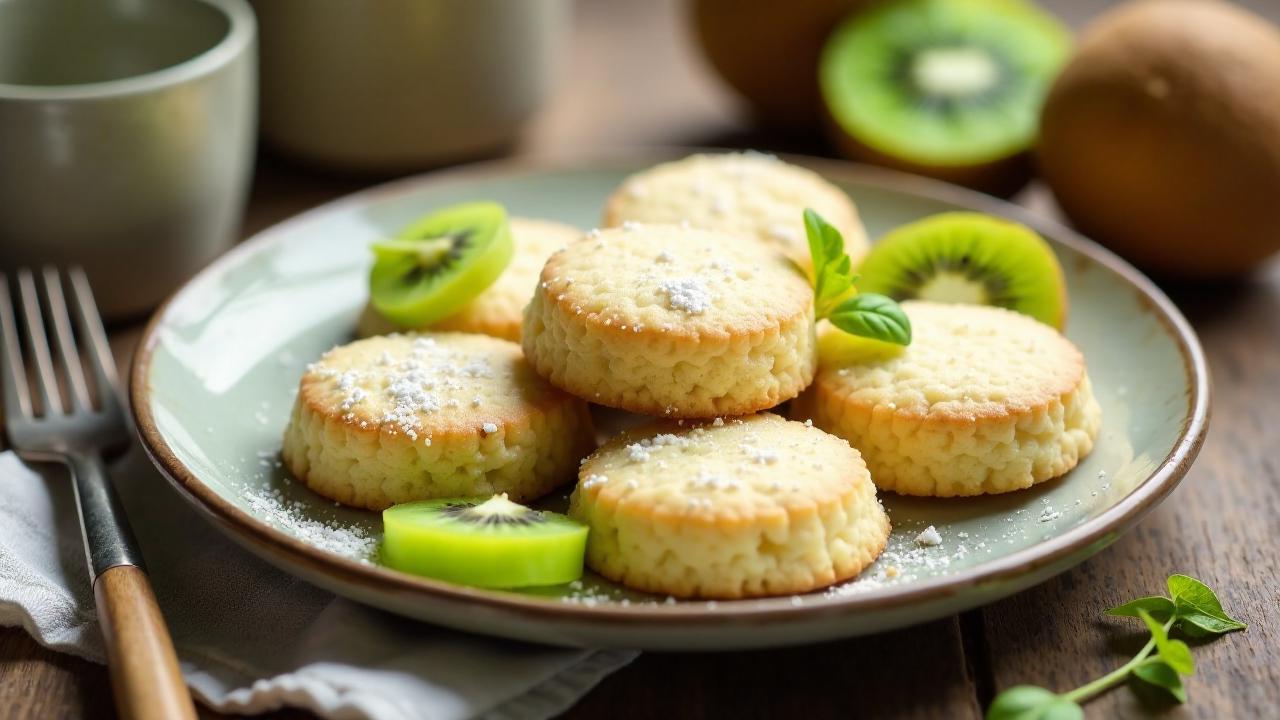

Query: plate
left=131, top=152, right=1209, bottom=650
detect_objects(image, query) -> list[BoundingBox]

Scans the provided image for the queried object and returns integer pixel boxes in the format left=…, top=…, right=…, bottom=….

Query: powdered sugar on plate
left=243, top=487, right=377, bottom=563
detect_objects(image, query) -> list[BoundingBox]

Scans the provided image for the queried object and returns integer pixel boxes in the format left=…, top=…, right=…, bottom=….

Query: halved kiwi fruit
left=381, top=494, right=588, bottom=589
left=856, top=212, right=1067, bottom=328
left=820, top=0, right=1071, bottom=195
left=369, top=202, right=513, bottom=327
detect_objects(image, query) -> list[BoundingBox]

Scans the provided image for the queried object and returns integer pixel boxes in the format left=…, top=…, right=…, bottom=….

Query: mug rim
left=0, top=0, right=256, bottom=100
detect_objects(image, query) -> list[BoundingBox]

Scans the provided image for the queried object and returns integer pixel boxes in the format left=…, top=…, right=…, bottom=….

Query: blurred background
left=2, top=0, right=1280, bottom=313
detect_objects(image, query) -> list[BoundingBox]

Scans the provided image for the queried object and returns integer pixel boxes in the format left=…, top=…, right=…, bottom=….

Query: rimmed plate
left=130, top=152, right=1209, bottom=650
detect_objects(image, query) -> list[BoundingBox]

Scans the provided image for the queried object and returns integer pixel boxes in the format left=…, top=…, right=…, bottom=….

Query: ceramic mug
left=0, top=0, right=257, bottom=319
left=252, top=0, right=570, bottom=173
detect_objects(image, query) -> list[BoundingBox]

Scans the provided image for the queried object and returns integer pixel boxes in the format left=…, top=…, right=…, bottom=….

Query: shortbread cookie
left=282, top=333, right=594, bottom=510
left=792, top=301, right=1102, bottom=496
left=603, top=152, right=869, bottom=266
left=569, top=413, right=890, bottom=598
left=357, top=217, right=580, bottom=341
left=522, top=223, right=817, bottom=418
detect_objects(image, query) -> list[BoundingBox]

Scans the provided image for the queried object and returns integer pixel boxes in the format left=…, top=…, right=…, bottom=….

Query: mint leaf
left=804, top=208, right=848, bottom=313
left=1107, top=596, right=1175, bottom=623
left=987, top=686, right=1082, bottom=720
left=828, top=293, right=912, bottom=346
left=1133, top=661, right=1188, bottom=703
left=803, top=208, right=909, bottom=339
left=1167, top=574, right=1247, bottom=636
left=1137, top=609, right=1195, bottom=676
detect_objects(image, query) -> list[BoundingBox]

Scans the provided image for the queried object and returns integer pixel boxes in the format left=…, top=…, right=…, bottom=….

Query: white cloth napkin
left=0, top=450, right=636, bottom=719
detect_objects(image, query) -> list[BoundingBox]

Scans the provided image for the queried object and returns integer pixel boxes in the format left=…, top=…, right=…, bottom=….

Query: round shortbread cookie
left=569, top=413, right=890, bottom=599
left=521, top=223, right=817, bottom=418
left=602, top=152, right=869, bottom=267
left=357, top=217, right=580, bottom=341
left=282, top=332, right=594, bottom=510
left=792, top=301, right=1102, bottom=497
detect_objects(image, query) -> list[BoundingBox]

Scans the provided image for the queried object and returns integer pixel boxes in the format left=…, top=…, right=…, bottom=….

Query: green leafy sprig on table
left=987, top=574, right=1247, bottom=720
left=804, top=208, right=911, bottom=345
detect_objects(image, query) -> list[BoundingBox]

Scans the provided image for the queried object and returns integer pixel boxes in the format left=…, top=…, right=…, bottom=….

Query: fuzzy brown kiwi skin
left=821, top=105, right=1034, bottom=198
left=1038, top=0, right=1280, bottom=279
left=692, top=0, right=868, bottom=132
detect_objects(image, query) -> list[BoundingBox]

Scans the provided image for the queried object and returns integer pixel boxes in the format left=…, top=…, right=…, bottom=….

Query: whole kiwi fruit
left=1038, top=0, right=1280, bottom=278
left=691, top=0, right=865, bottom=132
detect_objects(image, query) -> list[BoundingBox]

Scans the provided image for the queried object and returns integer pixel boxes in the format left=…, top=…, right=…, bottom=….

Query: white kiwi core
left=471, top=493, right=527, bottom=518
left=912, top=47, right=1000, bottom=98
left=915, top=272, right=991, bottom=305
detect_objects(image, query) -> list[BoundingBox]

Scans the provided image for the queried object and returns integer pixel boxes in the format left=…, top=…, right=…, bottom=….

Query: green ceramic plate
left=131, top=152, right=1208, bottom=650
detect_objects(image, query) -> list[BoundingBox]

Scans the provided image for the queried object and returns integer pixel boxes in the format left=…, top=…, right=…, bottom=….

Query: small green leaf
left=804, top=208, right=845, bottom=305
left=1163, top=639, right=1196, bottom=676
left=829, top=293, right=912, bottom=346
left=1167, top=574, right=1247, bottom=636
left=987, top=686, right=1082, bottom=720
left=1106, top=596, right=1175, bottom=622
left=1137, top=609, right=1195, bottom=676
left=1133, top=660, right=1188, bottom=703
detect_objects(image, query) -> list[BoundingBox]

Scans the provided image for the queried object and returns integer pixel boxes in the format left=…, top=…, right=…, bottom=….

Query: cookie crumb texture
left=603, top=152, right=869, bottom=267
left=794, top=302, right=1101, bottom=496
left=569, top=414, right=890, bottom=599
left=282, top=333, right=594, bottom=510
left=522, top=224, right=817, bottom=418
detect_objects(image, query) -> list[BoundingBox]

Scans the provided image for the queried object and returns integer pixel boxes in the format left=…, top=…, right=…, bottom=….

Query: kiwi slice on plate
left=856, top=212, right=1067, bottom=328
left=382, top=494, right=588, bottom=589
left=820, top=0, right=1070, bottom=195
left=369, top=201, right=514, bottom=327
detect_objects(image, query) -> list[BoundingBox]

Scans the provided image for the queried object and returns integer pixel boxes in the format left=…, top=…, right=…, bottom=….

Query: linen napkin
left=0, top=449, right=636, bottom=719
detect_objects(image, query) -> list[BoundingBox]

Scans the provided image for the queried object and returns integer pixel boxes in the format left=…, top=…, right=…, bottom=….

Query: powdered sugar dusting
left=244, top=487, right=376, bottom=562
left=658, top=278, right=713, bottom=314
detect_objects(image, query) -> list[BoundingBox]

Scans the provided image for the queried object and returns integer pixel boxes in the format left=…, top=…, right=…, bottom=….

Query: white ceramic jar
left=253, top=0, right=571, bottom=173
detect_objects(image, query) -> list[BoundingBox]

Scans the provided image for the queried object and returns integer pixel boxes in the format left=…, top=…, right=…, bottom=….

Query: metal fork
left=0, top=267, right=195, bottom=720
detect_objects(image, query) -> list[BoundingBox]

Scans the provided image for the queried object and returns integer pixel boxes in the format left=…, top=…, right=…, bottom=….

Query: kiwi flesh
left=856, top=212, right=1067, bottom=328
left=820, top=0, right=1070, bottom=196
left=381, top=494, right=588, bottom=589
left=369, top=202, right=513, bottom=327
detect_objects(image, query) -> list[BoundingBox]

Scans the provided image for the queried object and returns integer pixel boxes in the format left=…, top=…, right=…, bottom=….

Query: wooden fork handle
left=94, top=565, right=197, bottom=720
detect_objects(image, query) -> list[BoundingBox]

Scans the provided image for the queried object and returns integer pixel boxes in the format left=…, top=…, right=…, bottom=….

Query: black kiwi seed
left=403, top=230, right=474, bottom=286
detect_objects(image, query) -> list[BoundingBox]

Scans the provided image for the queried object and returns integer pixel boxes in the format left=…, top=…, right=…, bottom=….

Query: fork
left=0, top=267, right=196, bottom=720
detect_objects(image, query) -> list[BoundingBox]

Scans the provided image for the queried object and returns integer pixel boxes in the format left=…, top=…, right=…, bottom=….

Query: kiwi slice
left=856, top=212, right=1067, bottom=328
left=820, top=0, right=1070, bottom=181
left=381, top=494, right=588, bottom=589
left=369, top=202, right=514, bottom=327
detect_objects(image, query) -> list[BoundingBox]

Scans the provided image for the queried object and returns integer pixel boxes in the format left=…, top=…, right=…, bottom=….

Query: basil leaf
left=1167, top=574, right=1247, bottom=636
left=829, top=294, right=912, bottom=346
left=986, top=686, right=1082, bottom=720
left=1106, top=596, right=1175, bottom=622
left=1133, top=661, right=1188, bottom=703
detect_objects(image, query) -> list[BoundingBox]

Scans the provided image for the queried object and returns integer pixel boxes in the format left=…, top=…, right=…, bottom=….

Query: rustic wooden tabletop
left=2, top=1, right=1277, bottom=718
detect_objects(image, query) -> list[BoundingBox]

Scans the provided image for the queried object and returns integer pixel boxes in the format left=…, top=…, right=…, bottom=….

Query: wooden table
left=3, top=1, right=1277, bottom=717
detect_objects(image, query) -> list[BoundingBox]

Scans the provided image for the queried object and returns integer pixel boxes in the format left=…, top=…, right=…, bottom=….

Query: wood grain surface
left=2, top=0, right=1277, bottom=718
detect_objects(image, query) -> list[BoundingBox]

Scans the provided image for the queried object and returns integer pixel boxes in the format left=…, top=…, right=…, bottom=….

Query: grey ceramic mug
left=0, top=0, right=257, bottom=319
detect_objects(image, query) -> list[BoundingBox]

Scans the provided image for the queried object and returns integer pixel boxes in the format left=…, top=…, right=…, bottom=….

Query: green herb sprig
left=987, top=574, right=1246, bottom=720
left=804, top=208, right=911, bottom=345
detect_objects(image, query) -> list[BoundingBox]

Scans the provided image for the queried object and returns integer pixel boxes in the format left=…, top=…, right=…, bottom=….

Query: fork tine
left=16, top=269, right=64, bottom=417
left=67, top=268, right=120, bottom=412
left=41, top=267, right=92, bottom=411
left=0, top=274, right=32, bottom=420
